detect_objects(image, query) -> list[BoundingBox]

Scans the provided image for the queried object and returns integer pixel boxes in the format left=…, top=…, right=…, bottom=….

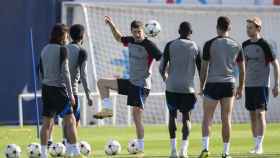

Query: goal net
left=61, top=2, right=280, bottom=125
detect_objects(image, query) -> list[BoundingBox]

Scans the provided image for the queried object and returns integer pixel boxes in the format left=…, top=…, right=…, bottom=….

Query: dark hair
left=217, top=16, right=231, bottom=32
left=49, top=23, right=69, bottom=45
left=179, top=21, right=192, bottom=36
left=130, top=20, right=144, bottom=30
left=70, top=24, right=85, bottom=42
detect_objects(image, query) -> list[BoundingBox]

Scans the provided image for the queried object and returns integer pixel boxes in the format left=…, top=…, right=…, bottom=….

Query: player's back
left=40, top=44, right=65, bottom=87
left=166, top=38, right=200, bottom=93
left=205, top=36, right=242, bottom=83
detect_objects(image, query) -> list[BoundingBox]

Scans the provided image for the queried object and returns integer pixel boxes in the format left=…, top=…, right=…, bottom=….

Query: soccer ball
left=104, top=139, right=121, bottom=156
left=4, top=144, right=21, bottom=158
left=144, top=20, right=161, bottom=37
left=49, top=142, right=66, bottom=157
left=27, top=143, right=41, bottom=158
left=79, top=141, right=92, bottom=156
left=127, top=139, right=138, bottom=154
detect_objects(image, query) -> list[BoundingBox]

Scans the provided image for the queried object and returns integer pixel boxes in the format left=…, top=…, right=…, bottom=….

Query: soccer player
left=243, top=17, right=279, bottom=154
left=48, top=24, right=93, bottom=146
left=198, top=16, right=245, bottom=158
left=159, top=21, right=201, bottom=158
left=39, top=24, right=81, bottom=158
left=93, top=16, right=162, bottom=153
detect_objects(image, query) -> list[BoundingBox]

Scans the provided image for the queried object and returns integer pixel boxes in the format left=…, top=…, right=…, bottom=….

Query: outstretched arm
left=105, top=16, right=123, bottom=43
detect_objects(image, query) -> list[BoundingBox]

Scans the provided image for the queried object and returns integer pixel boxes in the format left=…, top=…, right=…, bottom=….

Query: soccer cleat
left=198, top=149, right=209, bottom=158
left=93, top=108, right=113, bottom=119
left=222, top=153, right=232, bottom=158
left=169, top=149, right=178, bottom=158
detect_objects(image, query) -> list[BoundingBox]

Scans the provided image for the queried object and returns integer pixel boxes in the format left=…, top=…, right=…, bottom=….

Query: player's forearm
left=62, top=60, right=73, bottom=97
left=238, top=61, right=245, bottom=89
left=200, top=60, right=209, bottom=90
left=108, top=22, right=122, bottom=42
left=80, top=63, right=91, bottom=100
left=272, top=59, right=280, bottom=87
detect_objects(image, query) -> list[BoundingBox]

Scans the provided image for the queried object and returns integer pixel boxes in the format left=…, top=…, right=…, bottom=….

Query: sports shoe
left=179, top=148, right=188, bottom=158
left=222, top=153, right=232, bottom=158
left=198, top=149, right=209, bottom=158
left=93, top=108, right=113, bottom=119
left=169, top=149, right=178, bottom=158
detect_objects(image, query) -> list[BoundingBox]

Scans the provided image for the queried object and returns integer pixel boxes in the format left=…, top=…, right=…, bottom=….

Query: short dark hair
left=179, top=21, right=192, bottom=36
left=130, top=20, right=144, bottom=30
left=49, top=23, right=69, bottom=45
left=217, top=16, right=231, bottom=32
left=70, top=24, right=85, bottom=41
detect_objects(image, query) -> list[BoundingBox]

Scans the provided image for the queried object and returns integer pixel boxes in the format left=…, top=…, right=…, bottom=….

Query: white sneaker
left=179, top=149, right=188, bottom=158
left=255, top=147, right=263, bottom=155
left=169, top=149, right=178, bottom=158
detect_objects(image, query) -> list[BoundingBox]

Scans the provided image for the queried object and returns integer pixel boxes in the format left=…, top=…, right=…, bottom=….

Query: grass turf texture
left=0, top=124, right=279, bottom=158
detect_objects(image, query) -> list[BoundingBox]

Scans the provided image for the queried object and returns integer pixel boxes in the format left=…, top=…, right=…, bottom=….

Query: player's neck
left=217, top=32, right=229, bottom=37
left=250, top=34, right=261, bottom=42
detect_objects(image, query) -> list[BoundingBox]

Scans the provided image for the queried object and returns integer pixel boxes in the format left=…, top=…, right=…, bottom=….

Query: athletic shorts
left=117, top=79, right=150, bottom=109
left=58, top=95, right=80, bottom=121
left=245, top=87, right=269, bottom=111
left=166, top=91, right=197, bottom=117
left=42, top=85, right=73, bottom=118
left=203, top=82, right=235, bottom=100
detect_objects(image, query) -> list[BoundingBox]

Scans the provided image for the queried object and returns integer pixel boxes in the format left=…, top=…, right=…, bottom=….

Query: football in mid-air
left=79, top=141, right=92, bottom=156
left=4, top=144, right=21, bottom=158
left=27, top=143, right=41, bottom=158
left=144, top=20, right=161, bottom=37
left=104, top=139, right=122, bottom=156
left=48, top=142, right=66, bottom=157
left=127, top=139, right=138, bottom=154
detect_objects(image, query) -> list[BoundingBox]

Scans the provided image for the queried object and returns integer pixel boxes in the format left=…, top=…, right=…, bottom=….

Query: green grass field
left=0, top=124, right=279, bottom=158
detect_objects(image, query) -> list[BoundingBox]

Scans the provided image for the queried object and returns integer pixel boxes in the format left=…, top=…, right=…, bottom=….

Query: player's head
left=130, top=20, right=145, bottom=41
left=178, top=21, right=192, bottom=37
left=49, top=23, right=69, bottom=45
left=246, top=17, right=262, bottom=38
left=216, top=16, right=231, bottom=34
left=70, top=24, right=85, bottom=43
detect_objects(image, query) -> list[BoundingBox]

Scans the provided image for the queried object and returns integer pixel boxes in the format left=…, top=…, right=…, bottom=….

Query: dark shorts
left=245, top=87, right=269, bottom=111
left=203, top=82, right=235, bottom=100
left=58, top=95, right=80, bottom=121
left=117, top=79, right=150, bottom=108
left=166, top=91, right=197, bottom=117
left=42, top=85, right=73, bottom=118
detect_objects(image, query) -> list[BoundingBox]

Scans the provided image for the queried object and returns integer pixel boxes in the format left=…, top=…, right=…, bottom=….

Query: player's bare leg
left=94, top=79, right=118, bottom=119
left=168, top=112, right=178, bottom=158
left=133, top=106, right=145, bottom=154
left=40, top=117, right=54, bottom=158
left=179, top=112, right=191, bottom=158
left=63, top=114, right=81, bottom=157
left=249, top=111, right=258, bottom=153
left=255, top=109, right=266, bottom=154
left=220, top=97, right=234, bottom=157
left=199, top=97, right=218, bottom=158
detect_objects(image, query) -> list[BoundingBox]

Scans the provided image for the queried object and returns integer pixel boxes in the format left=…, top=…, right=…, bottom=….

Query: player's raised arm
left=105, top=16, right=123, bottom=43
